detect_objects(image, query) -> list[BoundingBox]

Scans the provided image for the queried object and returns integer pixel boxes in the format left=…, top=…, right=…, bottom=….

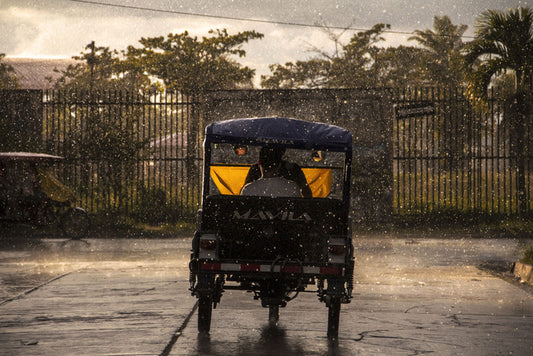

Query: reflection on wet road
left=0, top=235, right=532, bottom=355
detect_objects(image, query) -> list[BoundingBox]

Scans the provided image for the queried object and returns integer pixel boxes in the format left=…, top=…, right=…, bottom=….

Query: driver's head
left=259, top=147, right=285, bottom=172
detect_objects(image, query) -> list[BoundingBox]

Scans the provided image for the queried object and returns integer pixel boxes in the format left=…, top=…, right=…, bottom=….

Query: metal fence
left=42, top=90, right=202, bottom=219
left=38, top=88, right=532, bottom=220
left=392, top=87, right=532, bottom=216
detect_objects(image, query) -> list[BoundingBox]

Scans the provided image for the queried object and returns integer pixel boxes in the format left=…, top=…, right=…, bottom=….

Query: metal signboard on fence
left=394, top=102, right=435, bottom=119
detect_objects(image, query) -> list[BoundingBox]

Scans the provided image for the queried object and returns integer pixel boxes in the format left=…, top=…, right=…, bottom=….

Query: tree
left=464, top=6, right=533, bottom=214
left=0, top=54, right=20, bottom=89
left=124, top=29, right=264, bottom=94
left=376, top=45, right=427, bottom=87
left=261, top=58, right=331, bottom=89
left=409, top=16, right=468, bottom=88
left=464, top=7, right=533, bottom=102
left=261, top=24, right=392, bottom=89
left=51, top=42, right=155, bottom=92
left=50, top=42, right=154, bottom=211
left=61, top=103, right=149, bottom=210
left=408, top=17, right=472, bottom=172
left=330, top=23, right=390, bottom=88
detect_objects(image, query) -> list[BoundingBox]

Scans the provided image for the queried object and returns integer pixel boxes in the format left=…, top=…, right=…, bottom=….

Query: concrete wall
left=202, top=89, right=394, bottom=222
left=0, top=90, right=43, bottom=152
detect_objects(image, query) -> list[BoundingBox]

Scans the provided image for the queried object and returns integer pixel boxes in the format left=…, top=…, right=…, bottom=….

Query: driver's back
left=240, top=177, right=301, bottom=197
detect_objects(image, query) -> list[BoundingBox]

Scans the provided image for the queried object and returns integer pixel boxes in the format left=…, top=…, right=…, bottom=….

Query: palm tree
left=464, top=6, right=533, bottom=214
left=464, top=6, right=533, bottom=101
left=409, top=17, right=469, bottom=171
left=409, top=16, right=468, bottom=88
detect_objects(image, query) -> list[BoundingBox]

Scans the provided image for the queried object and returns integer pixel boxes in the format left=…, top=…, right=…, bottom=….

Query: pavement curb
left=513, top=262, right=533, bottom=285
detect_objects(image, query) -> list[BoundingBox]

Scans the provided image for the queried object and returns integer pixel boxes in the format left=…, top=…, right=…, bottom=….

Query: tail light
left=199, top=234, right=219, bottom=259
left=328, top=237, right=345, bottom=264
left=200, top=239, right=217, bottom=250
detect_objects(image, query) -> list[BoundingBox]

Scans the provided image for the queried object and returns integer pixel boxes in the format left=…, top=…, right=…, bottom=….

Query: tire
left=198, top=295, right=213, bottom=334
left=268, top=305, right=279, bottom=326
left=60, top=207, right=89, bottom=239
left=35, top=203, right=56, bottom=226
left=327, top=297, right=341, bottom=340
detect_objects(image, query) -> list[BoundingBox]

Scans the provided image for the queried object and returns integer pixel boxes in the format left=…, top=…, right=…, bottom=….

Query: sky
left=0, top=0, right=530, bottom=82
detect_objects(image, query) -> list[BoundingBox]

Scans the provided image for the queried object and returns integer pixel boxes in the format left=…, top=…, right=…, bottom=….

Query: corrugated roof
left=4, top=58, right=78, bottom=89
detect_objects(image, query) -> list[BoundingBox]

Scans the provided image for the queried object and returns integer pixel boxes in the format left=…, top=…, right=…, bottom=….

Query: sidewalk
left=0, top=238, right=196, bottom=356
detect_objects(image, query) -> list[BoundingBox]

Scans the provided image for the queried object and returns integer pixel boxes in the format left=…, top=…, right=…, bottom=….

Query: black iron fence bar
left=392, top=86, right=532, bottom=216
left=40, top=88, right=531, bottom=218
left=41, top=89, right=203, bottom=218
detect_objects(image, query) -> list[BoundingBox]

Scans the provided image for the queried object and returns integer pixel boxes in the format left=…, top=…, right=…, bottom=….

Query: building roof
left=4, top=58, right=78, bottom=90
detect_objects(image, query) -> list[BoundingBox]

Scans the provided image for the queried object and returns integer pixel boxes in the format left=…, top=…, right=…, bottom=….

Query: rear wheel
left=34, top=203, right=56, bottom=226
left=268, top=305, right=279, bottom=326
left=327, top=297, right=341, bottom=340
left=198, top=295, right=213, bottom=334
left=60, top=207, right=89, bottom=239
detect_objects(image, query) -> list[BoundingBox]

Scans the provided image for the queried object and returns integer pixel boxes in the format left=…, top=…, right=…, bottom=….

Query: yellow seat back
left=209, top=166, right=332, bottom=198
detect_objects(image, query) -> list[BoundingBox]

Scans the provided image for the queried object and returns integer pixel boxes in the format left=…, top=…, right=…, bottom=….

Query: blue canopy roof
left=205, top=117, right=352, bottom=150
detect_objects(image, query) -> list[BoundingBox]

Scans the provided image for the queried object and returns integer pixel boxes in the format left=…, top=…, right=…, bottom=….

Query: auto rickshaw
left=189, top=117, right=354, bottom=340
left=0, top=152, right=89, bottom=239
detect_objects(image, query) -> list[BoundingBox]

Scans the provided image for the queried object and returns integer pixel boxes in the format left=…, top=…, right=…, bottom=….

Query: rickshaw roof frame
left=204, top=117, right=353, bottom=152
left=0, top=152, right=64, bottom=162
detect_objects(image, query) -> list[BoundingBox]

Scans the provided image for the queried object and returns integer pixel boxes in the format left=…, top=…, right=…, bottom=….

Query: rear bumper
left=194, top=260, right=343, bottom=276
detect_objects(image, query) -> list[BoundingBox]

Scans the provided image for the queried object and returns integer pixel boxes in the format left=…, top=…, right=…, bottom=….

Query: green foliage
left=330, top=23, right=389, bottom=88
left=393, top=207, right=494, bottom=227
left=377, top=46, right=428, bottom=87
left=88, top=212, right=195, bottom=237
left=463, top=6, right=533, bottom=214
left=408, top=16, right=468, bottom=88
left=464, top=6, right=533, bottom=104
left=261, top=19, right=468, bottom=89
left=134, top=184, right=171, bottom=223
left=50, top=42, right=157, bottom=92
left=132, top=184, right=199, bottom=224
left=60, top=100, right=150, bottom=210
left=261, top=58, right=331, bottom=89
left=124, top=29, right=264, bottom=94
left=51, top=29, right=264, bottom=95
left=262, top=24, right=393, bottom=88
left=0, top=53, right=19, bottom=89
left=521, top=245, right=533, bottom=265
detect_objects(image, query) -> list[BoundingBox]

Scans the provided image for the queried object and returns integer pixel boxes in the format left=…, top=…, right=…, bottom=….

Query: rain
left=1, top=1, right=533, bottom=355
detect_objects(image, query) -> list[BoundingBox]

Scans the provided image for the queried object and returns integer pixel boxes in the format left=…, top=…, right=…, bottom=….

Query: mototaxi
left=0, top=152, right=89, bottom=239
left=189, top=117, right=354, bottom=339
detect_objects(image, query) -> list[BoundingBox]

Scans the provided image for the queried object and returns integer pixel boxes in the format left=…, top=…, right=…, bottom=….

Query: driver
left=241, top=147, right=312, bottom=198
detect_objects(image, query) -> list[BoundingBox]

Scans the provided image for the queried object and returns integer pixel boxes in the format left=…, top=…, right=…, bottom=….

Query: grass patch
left=354, top=211, right=533, bottom=239
left=87, top=213, right=196, bottom=238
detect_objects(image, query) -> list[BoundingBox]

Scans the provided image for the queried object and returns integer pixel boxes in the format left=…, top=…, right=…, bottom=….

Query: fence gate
left=392, top=87, right=532, bottom=216
left=6, top=88, right=529, bottom=220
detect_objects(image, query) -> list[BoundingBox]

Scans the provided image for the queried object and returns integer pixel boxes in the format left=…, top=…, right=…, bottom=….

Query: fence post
left=507, top=91, right=529, bottom=216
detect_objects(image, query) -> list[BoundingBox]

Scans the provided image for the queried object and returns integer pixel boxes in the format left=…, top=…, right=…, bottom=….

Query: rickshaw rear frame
left=189, top=117, right=354, bottom=340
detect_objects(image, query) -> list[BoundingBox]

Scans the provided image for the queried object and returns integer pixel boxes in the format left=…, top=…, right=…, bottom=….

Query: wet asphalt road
left=0, top=233, right=532, bottom=355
